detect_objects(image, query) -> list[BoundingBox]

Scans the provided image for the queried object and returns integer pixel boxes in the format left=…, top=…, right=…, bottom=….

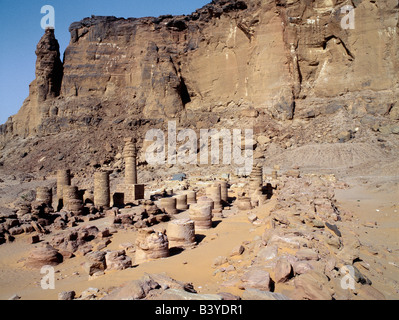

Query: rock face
left=35, top=28, right=63, bottom=102
left=0, top=0, right=398, bottom=173
left=8, top=28, right=63, bottom=137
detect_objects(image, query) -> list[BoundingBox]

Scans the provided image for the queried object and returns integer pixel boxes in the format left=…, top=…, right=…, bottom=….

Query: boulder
left=256, top=245, right=278, bottom=262
left=356, top=285, right=385, bottom=300
left=58, top=291, right=76, bottom=300
left=295, top=248, right=319, bottom=261
left=292, top=261, right=314, bottom=275
left=337, top=131, right=352, bottom=143
left=102, top=276, right=159, bottom=300
left=240, top=268, right=271, bottom=291
left=230, top=245, right=245, bottom=257
left=26, top=244, right=63, bottom=268
left=293, top=271, right=332, bottom=300
left=84, top=251, right=107, bottom=275
left=274, top=258, right=293, bottom=283
left=105, top=250, right=132, bottom=271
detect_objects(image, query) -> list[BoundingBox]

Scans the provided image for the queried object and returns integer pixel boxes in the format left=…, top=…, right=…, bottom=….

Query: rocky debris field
left=1, top=166, right=397, bottom=300
left=211, top=174, right=390, bottom=300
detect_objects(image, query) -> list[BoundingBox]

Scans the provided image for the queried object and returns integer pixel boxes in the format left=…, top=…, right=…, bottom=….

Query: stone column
left=235, top=196, right=253, bottom=211
left=123, top=138, right=137, bottom=185
left=36, top=187, right=53, bottom=207
left=63, top=186, right=83, bottom=215
left=135, top=228, right=169, bottom=264
left=160, top=197, right=178, bottom=215
left=271, top=170, right=278, bottom=180
left=249, top=165, right=263, bottom=190
left=167, top=219, right=196, bottom=249
left=142, top=200, right=160, bottom=216
left=219, top=181, right=229, bottom=204
left=206, top=183, right=222, bottom=211
left=94, top=171, right=110, bottom=209
left=63, top=186, right=78, bottom=207
left=175, top=194, right=189, bottom=211
left=251, top=187, right=267, bottom=207
left=197, top=196, right=214, bottom=211
left=186, top=190, right=197, bottom=204
left=189, top=203, right=213, bottom=230
left=57, top=169, right=71, bottom=210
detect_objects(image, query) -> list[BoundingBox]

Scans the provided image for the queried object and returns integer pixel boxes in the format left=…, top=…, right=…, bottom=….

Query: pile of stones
left=211, top=173, right=386, bottom=300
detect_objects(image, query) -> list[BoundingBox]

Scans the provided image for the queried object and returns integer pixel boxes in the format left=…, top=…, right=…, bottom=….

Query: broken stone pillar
left=63, top=186, right=83, bottom=215
left=189, top=203, right=213, bottom=230
left=66, top=199, right=84, bottom=216
left=63, top=186, right=78, bottom=206
left=167, top=219, right=196, bottom=249
left=272, top=170, right=278, bottom=180
left=36, top=187, right=53, bottom=207
left=197, top=196, right=214, bottom=211
left=252, top=188, right=268, bottom=206
left=142, top=200, right=161, bottom=216
left=105, top=250, right=132, bottom=271
left=135, top=228, right=169, bottom=264
left=57, top=169, right=71, bottom=210
left=160, top=197, right=178, bottom=215
left=94, top=171, right=111, bottom=209
left=236, top=196, right=253, bottom=211
left=175, top=194, right=189, bottom=211
left=249, top=165, right=263, bottom=191
left=186, top=190, right=197, bottom=204
left=123, top=138, right=137, bottom=185
left=206, top=184, right=222, bottom=211
left=121, top=137, right=145, bottom=203
left=219, top=181, right=229, bottom=204
left=32, top=186, right=54, bottom=218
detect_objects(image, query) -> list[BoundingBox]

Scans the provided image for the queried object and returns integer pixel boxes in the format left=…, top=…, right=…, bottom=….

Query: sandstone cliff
left=0, top=0, right=398, bottom=173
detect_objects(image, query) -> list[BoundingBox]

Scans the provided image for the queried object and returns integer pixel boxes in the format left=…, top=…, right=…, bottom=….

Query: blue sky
left=0, top=0, right=210, bottom=125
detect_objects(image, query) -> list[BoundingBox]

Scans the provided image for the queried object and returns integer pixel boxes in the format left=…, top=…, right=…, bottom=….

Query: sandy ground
left=334, top=176, right=399, bottom=299
left=0, top=167, right=398, bottom=300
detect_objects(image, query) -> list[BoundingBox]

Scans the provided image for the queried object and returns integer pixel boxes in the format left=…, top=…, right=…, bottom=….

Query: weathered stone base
left=116, top=184, right=145, bottom=203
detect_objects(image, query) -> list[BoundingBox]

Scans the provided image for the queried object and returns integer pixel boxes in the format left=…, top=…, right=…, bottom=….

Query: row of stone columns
left=56, top=169, right=111, bottom=211
left=54, top=138, right=145, bottom=212
left=159, top=190, right=195, bottom=215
